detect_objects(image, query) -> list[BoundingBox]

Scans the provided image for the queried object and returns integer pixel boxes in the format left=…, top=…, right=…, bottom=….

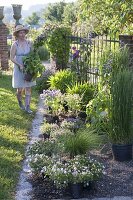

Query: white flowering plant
left=40, top=122, right=59, bottom=135
left=40, top=89, right=64, bottom=115
left=40, top=90, right=82, bottom=116
left=64, top=93, right=82, bottom=116
left=29, top=154, right=53, bottom=174
left=47, top=155, right=104, bottom=188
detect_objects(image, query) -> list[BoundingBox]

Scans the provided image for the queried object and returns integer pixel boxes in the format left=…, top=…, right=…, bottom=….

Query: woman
left=10, top=25, right=36, bottom=114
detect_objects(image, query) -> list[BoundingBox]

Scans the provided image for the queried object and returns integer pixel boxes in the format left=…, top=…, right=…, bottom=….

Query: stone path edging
left=15, top=97, right=45, bottom=200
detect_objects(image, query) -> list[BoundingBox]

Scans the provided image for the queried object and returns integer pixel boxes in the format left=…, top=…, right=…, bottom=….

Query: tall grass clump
left=109, top=69, right=133, bottom=144
left=63, top=128, right=102, bottom=157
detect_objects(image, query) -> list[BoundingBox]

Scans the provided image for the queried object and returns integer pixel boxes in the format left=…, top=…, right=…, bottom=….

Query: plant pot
left=70, top=183, right=83, bottom=199
left=112, top=144, right=132, bottom=162
left=24, top=73, right=33, bottom=81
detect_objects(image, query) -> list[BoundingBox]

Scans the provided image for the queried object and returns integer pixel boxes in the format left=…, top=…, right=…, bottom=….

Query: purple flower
left=72, top=50, right=80, bottom=59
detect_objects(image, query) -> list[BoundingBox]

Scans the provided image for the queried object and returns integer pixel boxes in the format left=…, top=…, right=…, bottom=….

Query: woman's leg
left=16, top=88, right=25, bottom=110
left=25, top=87, right=32, bottom=113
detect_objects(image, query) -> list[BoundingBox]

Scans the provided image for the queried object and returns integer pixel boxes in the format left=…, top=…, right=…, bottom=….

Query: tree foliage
left=25, top=12, right=40, bottom=25
left=43, top=1, right=66, bottom=23
left=42, top=1, right=78, bottom=26
left=78, top=0, right=133, bottom=35
left=63, top=3, right=78, bottom=26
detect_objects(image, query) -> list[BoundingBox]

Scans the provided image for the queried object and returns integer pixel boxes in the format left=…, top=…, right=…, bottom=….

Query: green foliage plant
left=38, top=45, right=50, bottom=61
left=99, top=46, right=130, bottom=90
left=109, top=69, right=133, bottom=144
left=64, top=93, right=82, bottom=116
left=42, top=89, right=64, bottom=115
left=86, top=88, right=110, bottom=134
left=35, top=67, right=55, bottom=93
left=78, top=0, right=132, bottom=35
left=49, top=69, right=76, bottom=93
left=46, top=25, right=71, bottom=69
left=67, top=82, right=95, bottom=108
left=63, top=127, right=102, bottom=158
left=28, top=140, right=59, bottom=158
left=23, top=51, right=44, bottom=80
left=40, top=122, right=59, bottom=135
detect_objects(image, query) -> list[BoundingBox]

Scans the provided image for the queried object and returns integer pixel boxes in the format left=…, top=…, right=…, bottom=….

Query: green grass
left=0, top=72, right=38, bottom=200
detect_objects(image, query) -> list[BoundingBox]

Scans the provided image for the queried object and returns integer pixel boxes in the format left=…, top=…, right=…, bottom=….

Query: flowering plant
left=64, top=93, right=82, bottom=116
left=72, top=46, right=80, bottom=60
left=47, top=155, right=104, bottom=188
left=40, top=122, right=59, bottom=135
left=41, top=90, right=82, bottom=116
left=41, top=89, right=64, bottom=115
left=28, top=154, right=52, bottom=174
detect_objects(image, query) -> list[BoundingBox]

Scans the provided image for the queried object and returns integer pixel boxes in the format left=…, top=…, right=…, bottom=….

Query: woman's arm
left=10, top=43, right=24, bottom=70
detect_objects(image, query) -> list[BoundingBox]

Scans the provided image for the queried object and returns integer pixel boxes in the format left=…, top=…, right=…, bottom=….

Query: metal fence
left=66, top=33, right=120, bottom=84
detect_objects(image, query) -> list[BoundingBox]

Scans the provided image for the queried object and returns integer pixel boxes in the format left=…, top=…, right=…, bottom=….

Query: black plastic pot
left=70, top=183, right=83, bottom=199
left=24, top=73, right=34, bottom=82
left=112, top=144, right=132, bottom=162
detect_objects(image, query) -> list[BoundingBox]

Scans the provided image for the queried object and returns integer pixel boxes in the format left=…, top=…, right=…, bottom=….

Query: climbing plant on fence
left=34, top=23, right=71, bottom=69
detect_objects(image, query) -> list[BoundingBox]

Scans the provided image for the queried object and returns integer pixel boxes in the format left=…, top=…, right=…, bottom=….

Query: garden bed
left=30, top=148, right=133, bottom=199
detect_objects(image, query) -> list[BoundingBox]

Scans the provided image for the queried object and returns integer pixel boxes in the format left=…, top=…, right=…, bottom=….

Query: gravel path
left=15, top=97, right=45, bottom=200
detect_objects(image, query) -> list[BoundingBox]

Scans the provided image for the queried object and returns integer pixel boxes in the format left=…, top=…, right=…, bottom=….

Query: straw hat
left=13, top=25, right=29, bottom=36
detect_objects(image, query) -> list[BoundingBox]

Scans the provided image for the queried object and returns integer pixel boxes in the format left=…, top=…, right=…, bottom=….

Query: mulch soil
left=30, top=145, right=133, bottom=199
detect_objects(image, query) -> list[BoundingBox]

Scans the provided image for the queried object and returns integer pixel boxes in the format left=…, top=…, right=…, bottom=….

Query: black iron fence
left=65, top=33, right=120, bottom=83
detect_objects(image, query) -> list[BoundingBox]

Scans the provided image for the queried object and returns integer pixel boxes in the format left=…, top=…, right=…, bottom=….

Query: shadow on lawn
left=0, top=135, right=25, bottom=153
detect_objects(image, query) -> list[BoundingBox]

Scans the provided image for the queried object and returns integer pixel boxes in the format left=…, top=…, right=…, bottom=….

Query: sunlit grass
left=0, top=72, right=38, bottom=200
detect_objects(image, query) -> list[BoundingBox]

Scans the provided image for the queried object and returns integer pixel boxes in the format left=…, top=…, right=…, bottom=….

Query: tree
left=62, top=3, right=78, bottom=26
left=25, top=12, right=40, bottom=25
left=78, top=0, right=133, bottom=35
left=42, top=1, right=66, bottom=23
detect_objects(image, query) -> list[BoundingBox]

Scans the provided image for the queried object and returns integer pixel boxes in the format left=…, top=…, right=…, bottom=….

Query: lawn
left=0, top=72, right=38, bottom=200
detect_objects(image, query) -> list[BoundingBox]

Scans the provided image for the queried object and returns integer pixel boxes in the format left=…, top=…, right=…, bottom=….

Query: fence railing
left=65, top=33, right=120, bottom=83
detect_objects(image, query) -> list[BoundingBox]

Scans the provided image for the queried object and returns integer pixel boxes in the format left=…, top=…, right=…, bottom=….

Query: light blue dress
left=12, top=40, right=36, bottom=88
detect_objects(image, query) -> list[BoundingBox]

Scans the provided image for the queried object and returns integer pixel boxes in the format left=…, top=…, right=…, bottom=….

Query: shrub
left=86, top=89, right=110, bottom=134
left=67, top=82, right=95, bottom=108
left=40, top=122, right=59, bottom=135
left=64, top=93, right=82, bottom=116
left=28, top=140, right=59, bottom=157
left=38, top=45, right=50, bottom=61
left=35, top=67, right=55, bottom=93
left=49, top=69, right=77, bottom=93
left=46, top=25, right=71, bottom=70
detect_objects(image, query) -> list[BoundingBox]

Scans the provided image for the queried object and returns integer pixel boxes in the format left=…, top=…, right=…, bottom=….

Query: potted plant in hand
left=23, top=50, right=44, bottom=81
left=109, top=69, right=133, bottom=161
left=22, top=34, right=46, bottom=82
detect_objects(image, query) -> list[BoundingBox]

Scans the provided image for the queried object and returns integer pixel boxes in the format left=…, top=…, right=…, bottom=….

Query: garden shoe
left=18, top=101, right=25, bottom=110
left=25, top=105, right=33, bottom=114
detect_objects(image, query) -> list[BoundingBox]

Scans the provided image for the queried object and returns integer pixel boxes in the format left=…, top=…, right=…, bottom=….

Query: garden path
left=15, top=97, right=45, bottom=200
